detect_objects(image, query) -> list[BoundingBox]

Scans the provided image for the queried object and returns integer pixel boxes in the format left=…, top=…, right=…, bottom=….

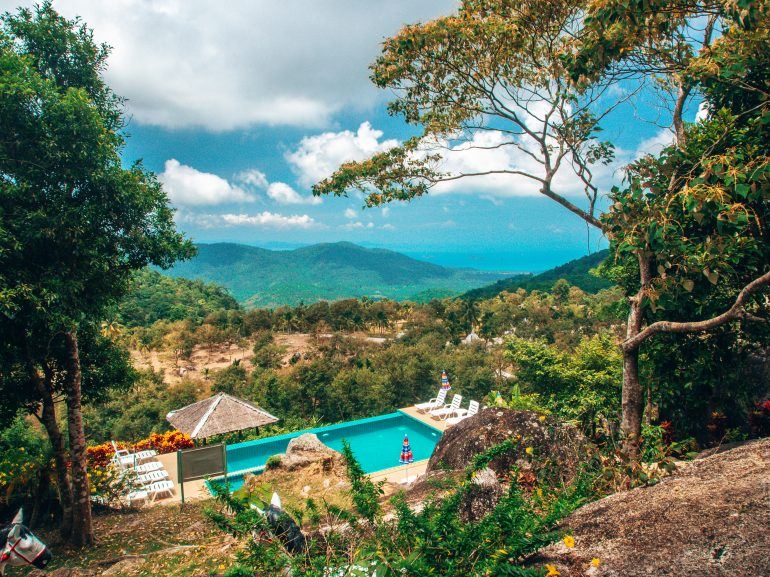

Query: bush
left=265, top=455, right=282, bottom=470
left=0, top=417, right=51, bottom=513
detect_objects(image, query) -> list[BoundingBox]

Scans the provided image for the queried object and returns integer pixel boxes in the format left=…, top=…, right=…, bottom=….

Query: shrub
left=0, top=417, right=51, bottom=511
left=265, top=455, right=282, bottom=470
left=87, top=431, right=193, bottom=468
left=134, top=430, right=194, bottom=453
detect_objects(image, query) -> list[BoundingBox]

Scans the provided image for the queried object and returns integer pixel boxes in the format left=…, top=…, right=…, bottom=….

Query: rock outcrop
left=427, top=408, right=590, bottom=484
left=458, top=467, right=503, bottom=523
left=243, top=433, right=349, bottom=502
left=280, top=433, right=344, bottom=472
left=531, top=438, right=770, bottom=577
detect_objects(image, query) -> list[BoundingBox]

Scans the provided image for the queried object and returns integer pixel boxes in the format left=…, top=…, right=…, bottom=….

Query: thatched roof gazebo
left=166, top=392, right=279, bottom=440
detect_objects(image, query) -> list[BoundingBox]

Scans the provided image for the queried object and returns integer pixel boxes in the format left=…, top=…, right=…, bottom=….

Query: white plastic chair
left=429, top=394, right=462, bottom=418
left=414, top=389, right=448, bottom=412
left=446, top=400, right=480, bottom=425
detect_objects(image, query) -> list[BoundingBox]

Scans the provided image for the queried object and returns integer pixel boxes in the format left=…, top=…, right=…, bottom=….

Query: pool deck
left=399, top=405, right=450, bottom=432
left=153, top=405, right=449, bottom=504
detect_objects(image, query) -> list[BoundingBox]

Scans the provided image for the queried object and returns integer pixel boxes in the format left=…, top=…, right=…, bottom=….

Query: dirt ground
left=21, top=501, right=234, bottom=577
left=129, top=332, right=319, bottom=386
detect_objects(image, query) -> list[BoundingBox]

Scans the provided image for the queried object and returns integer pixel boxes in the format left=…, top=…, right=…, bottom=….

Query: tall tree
left=314, top=0, right=770, bottom=454
left=0, top=3, right=193, bottom=544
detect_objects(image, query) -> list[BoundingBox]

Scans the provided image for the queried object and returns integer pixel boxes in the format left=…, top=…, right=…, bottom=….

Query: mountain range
left=164, top=242, right=510, bottom=307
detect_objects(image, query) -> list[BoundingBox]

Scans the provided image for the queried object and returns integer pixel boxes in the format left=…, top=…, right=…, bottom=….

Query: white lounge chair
left=414, top=389, right=448, bottom=413
left=429, top=394, right=462, bottom=419
left=134, top=461, right=164, bottom=474
left=111, top=441, right=157, bottom=469
left=138, top=469, right=169, bottom=485
left=147, top=480, right=175, bottom=501
left=125, top=490, right=149, bottom=506
left=446, top=400, right=480, bottom=425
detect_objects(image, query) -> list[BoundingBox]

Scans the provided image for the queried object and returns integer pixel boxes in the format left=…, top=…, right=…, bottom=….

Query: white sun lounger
left=138, top=469, right=169, bottom=485
left=125, top=490, right=149, bottom=506
left=414, top=389, right=448, bottom=412
left=446, top=400, right=480, bottom=425
left=429, top=394, right=462, bottom=418
left=134, top=461, right=164, bottom=474
left=111, top=441, right=157, bottom=468
left=147, top=480, right=175, bottom=500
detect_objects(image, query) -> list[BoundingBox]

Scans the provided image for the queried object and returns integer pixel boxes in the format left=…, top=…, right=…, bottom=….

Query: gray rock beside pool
left=279, top=433, right=346, bottom=471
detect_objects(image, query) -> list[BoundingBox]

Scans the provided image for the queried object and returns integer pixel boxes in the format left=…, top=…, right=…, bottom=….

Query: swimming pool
left=214, top=411, right=442, bottom=491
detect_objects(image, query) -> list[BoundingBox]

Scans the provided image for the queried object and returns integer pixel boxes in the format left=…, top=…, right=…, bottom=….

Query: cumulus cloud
left=344, top=208, right=358, bottom=219
left=235, top=169, right=269, bottom=189
left=15, top=1, right=454, bottom=130
left=179, top=211, right=316, bottom=229
left=267, top=182, right=322, bottom=205
left=286, top=121, right=627, bottom=199
left=159, top=159, right=255, bottom=206
left=286, top=122, right=399, bottom=187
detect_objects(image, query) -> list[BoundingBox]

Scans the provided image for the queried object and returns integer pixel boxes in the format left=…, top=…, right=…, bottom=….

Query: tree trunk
left=63, top=329, right=95, bottom=546
left=31, top=359, right=74, bottom=539
left=621, top=253, right=650, bottom=458
left=621, top=345, right=644, bottom=456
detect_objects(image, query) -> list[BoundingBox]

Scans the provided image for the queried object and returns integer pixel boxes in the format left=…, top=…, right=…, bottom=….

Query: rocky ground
left=530, top=437, right=770, bottom=577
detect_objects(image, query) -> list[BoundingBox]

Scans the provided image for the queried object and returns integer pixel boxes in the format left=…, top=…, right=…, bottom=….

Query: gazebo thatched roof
left=166, top=393, right=279, bottom=439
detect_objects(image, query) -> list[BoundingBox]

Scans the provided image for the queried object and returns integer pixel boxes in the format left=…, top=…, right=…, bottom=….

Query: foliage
left=86, top=431, right=193, bottom=468
left=87, top=463, right=137, bottom=509
left=115, top=269, right=240, bottom=328
left=209, top=439, right=595, bottom=577
left=0, top=417, right=50, bottom=511
left=341, top=440, right=384, bottom=523
left=83, top=370, right=199, bottom=443
left=506, top=333, right=623, bottom=436
left=133, top=430, right=194, bottom=453
left=463, top=250, right=613, bottom=300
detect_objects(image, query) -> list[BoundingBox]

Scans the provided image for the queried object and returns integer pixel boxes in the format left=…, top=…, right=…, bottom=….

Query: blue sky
left=5, top=0, right=698, bottom=272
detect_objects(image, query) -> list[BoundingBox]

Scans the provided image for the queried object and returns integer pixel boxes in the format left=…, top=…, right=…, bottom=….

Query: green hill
left=163, top=242, right=509, bottom=307
left=461, top=249, right=612, bottom=299
left=115, top=269, right=240, bottom=327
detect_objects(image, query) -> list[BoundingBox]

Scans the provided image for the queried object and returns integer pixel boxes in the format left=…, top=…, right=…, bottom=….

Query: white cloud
left=634, top=129, right=674, bottom=158
left=342, top=221, right=366, bottom=230
left=17, top=1, right=455, bottom=130
left=235, top=169, right=269, bottom=189
left=159, top=159, right=255, bottom=206
left=286, top=122, right=399, bottom=187
left=381, top=207, right=391, bottom=217
left=286, top=121, right=627, bottom=200
left=381, top=223, right=395, bottom=230
left=267, top=182, right=322, bottom=205
left=344, top=208, right=358, bottom=219
left=180, top=211, right=316, bottom=229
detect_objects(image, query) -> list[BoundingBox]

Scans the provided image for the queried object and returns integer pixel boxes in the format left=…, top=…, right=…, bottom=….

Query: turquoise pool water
left=211, top=411, right=441, bottom=492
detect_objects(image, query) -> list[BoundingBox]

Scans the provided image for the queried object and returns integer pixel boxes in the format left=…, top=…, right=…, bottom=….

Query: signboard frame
left=176, top=443, right=227, bottom=504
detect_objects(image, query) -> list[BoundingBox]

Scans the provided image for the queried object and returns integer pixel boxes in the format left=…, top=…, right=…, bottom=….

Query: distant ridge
left=461, top=249, right=612, bottom=299
left=164, top=242, right=509, bottom=307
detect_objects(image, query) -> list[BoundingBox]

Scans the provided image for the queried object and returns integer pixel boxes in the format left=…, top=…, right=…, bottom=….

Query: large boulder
left=530, top=437, right=770, bottom=577
left=280, top=433, right=345, bottom=472
left=427, top=408, right=589, bottom=484
left=243, top=433, right=350, bottom=504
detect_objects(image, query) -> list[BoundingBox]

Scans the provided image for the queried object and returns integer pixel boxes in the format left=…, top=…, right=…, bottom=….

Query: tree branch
left=623, top=270, right=770, bottom=351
